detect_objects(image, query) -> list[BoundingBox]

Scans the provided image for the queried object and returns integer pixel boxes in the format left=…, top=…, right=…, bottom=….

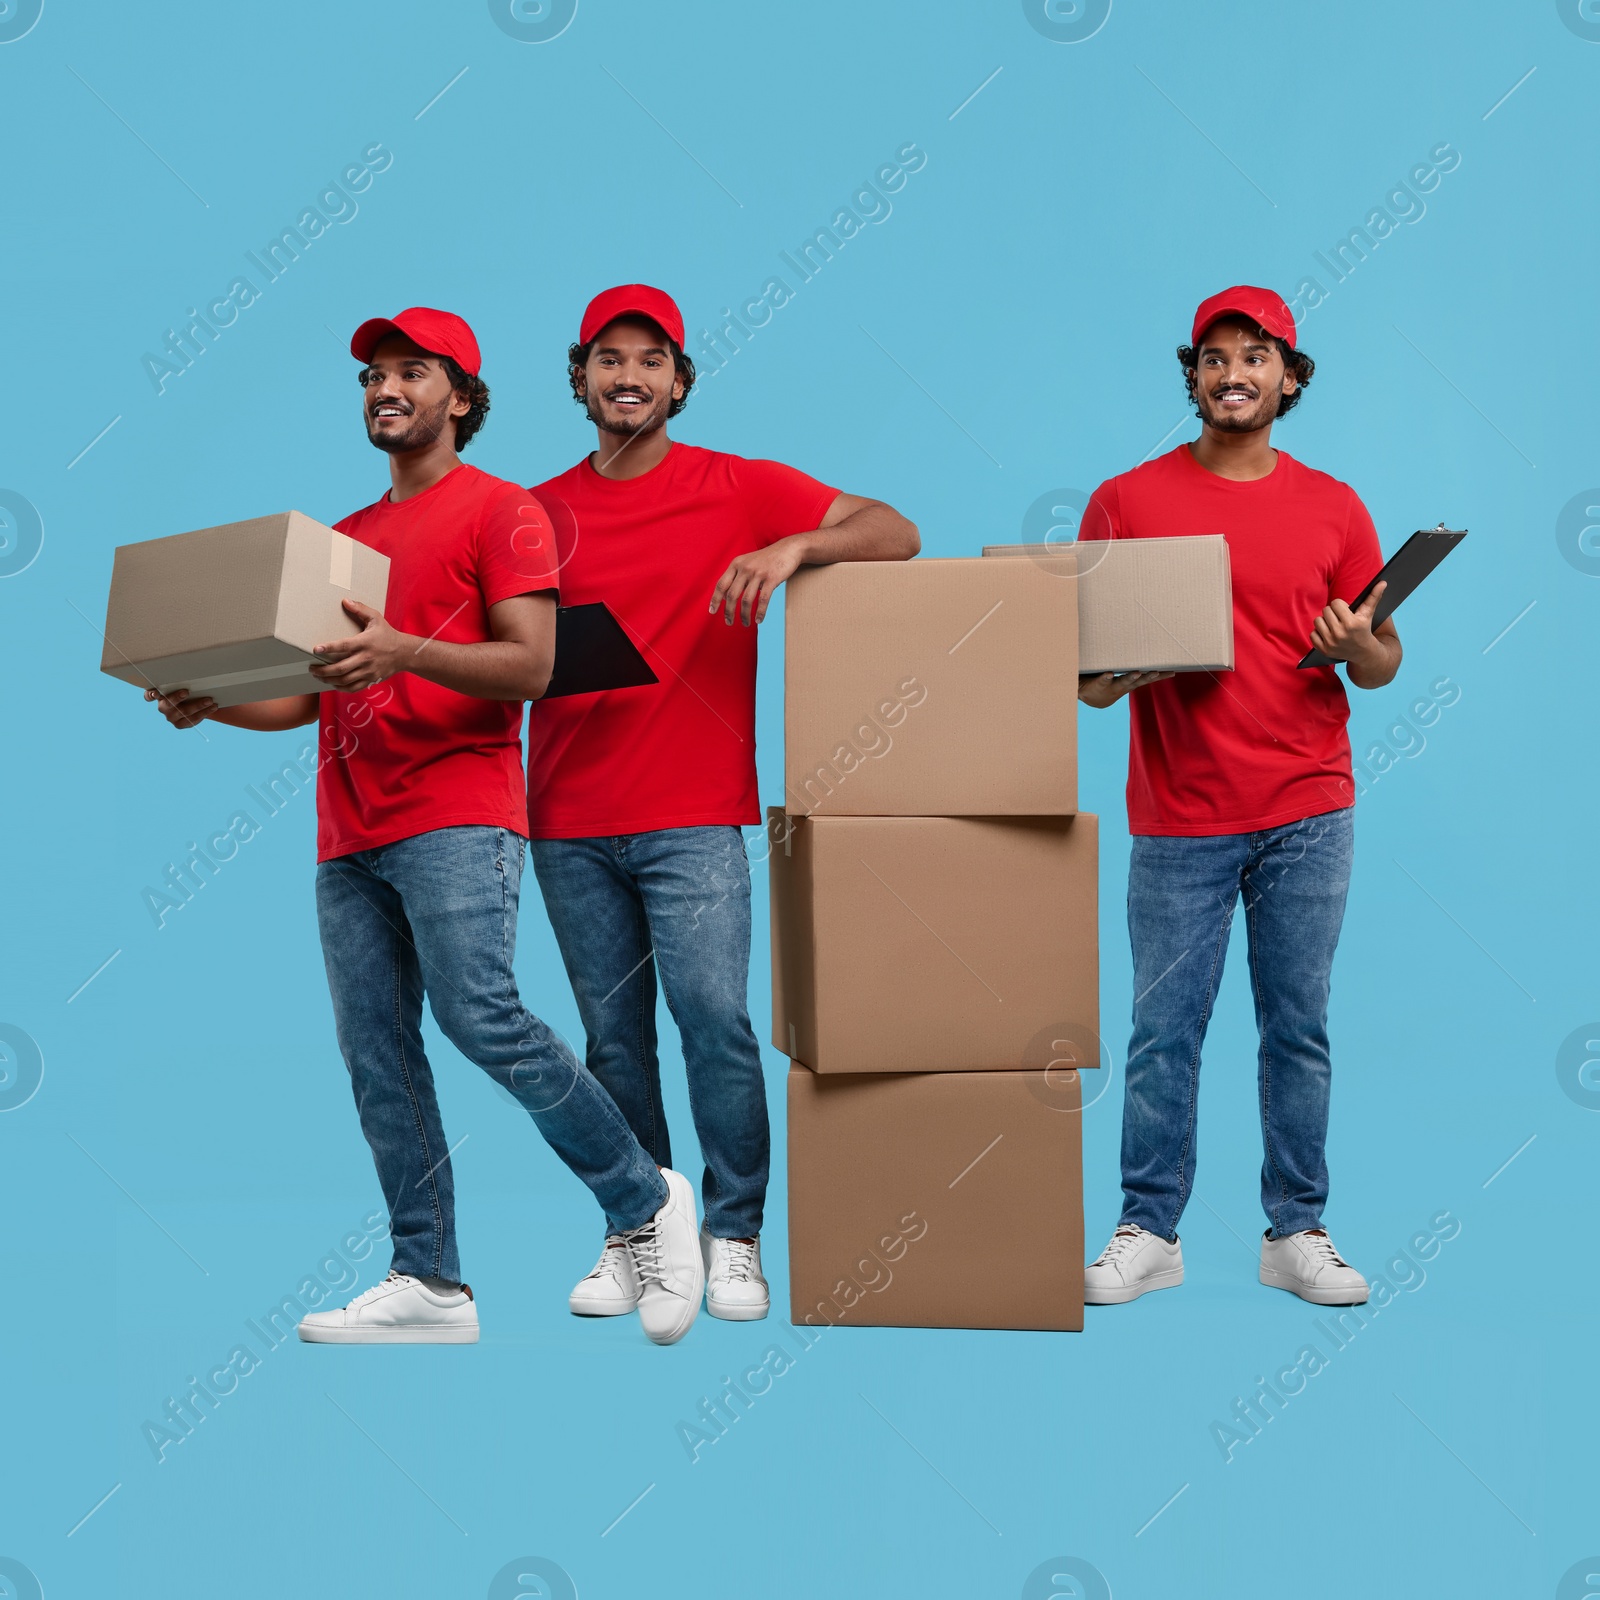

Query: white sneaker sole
left=1259, top=1267, right=1369, bottom=1306
left=705, top=1293, right=770, bottom=1322
left=297, top=1321, right=480, bottom=1345
left=1084, top=1266, right=1184, bottom=1306
left=569, top=1292, right=642, bottom=1317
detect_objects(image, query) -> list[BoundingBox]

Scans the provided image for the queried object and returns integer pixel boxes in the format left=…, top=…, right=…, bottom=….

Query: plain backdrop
left=0, top=2, right=1593, bottom=1596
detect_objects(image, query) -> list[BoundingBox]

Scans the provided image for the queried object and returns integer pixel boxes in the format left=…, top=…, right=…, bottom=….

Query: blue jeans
left=1118, top=807, right=1354, bottom=1241
left=315, top=825, right=667, bottom=1282
left=530, top=826, right=769, bottom=1240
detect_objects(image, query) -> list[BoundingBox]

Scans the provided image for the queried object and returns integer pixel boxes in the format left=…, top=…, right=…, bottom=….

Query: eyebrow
left=594, top=343, right=668, bottom=357
left=1200, top=339, right=1272, bottom=356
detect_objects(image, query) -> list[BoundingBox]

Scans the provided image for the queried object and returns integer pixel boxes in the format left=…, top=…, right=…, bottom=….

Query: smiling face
left=360, top=333, right=469, bottom=454
left=1191, top=317, right=1297, bottom=434
left=576, top=317, right=684, bottom=438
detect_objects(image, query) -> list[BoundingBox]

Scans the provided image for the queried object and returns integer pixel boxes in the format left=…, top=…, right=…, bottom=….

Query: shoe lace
left=621, top=1219, right=666, bottom=1288
left=1299, top=1230, right=1348, bottom=1268
left=1096, top=1226, right=1148, bottom=1266
left=718, top=1238, right=758, bottom=1283
left=587, top=1236, right=629, bottom=1282
left=349, top=1270, right=408, bottom=1307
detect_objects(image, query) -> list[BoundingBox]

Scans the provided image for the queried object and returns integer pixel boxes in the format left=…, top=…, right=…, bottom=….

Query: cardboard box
left=787, top=1062, right=1084, bottom=1332
left=783, top=557, right=1077, bottom=817
left=768, top=809, right=1100, bottom=1075
left=981, top=536, right=1233, bottom=672
left=101, top=511, right=389, bottom=707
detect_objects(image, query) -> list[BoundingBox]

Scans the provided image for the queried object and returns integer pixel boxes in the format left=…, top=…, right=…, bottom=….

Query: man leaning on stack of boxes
left=120, top=281, right=1396, bottom=1343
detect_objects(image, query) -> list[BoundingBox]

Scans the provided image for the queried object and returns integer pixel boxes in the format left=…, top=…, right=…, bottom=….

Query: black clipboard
left=543, top=602, right=659, bottom=699
left=1299, top=524, right=1467, bottom=668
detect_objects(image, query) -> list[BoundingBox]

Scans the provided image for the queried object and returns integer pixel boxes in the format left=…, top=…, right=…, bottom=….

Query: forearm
left=400, top=636, right=553, bottom=700
left=209, top=694, right=320, bottom=731
left=789, top=503, right=919, bottom=565
left=1346, top=634, right=1402, bottom=690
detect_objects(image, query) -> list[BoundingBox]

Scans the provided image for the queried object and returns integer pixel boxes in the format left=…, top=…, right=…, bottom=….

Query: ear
left=450, top=384, right=472, bottom=419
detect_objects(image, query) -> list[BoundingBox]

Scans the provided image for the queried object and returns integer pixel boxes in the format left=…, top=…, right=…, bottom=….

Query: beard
left=366, top=395, right=452, bottom=454
left=1197, top=384, right=1282, bottom=433
left=585, top=388, right=670, bottom=439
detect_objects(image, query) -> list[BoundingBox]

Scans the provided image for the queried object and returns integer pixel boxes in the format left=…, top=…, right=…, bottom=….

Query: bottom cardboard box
left=787, top=1063, right=1084, bottom=1332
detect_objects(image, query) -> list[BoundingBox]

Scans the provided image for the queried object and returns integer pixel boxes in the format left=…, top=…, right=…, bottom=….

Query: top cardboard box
left=783, top=557, right=1077, bottom=817
left=981, top=536, right=1233, bottom=674
left=100, top=511, right=389, bottom=707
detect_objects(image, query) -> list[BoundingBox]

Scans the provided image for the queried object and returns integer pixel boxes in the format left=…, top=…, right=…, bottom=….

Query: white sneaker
left=702, top=1227, right=770, bottom=1322
left=569, top=1235, right=642, bottom=1317
left=297, top=1270, right=480, bottom=1344
left=619, top=1169, right=704, bottom=1345
left=1259, top=1228, right=1369, bottom=1305
left=1084, top=1224, right=1184, bottom=1305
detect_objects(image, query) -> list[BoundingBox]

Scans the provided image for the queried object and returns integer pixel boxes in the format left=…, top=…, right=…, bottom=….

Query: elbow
left=894, top=513, right=920, bottom=560
left=524, top=647, right=555, bottom=701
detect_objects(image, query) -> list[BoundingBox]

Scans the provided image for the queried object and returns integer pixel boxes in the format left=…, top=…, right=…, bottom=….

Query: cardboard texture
left=100, top=511, right=390, bottom=707
left=768, top=808, right=1100, bottom=1075
left=786, top=1063, right=1084, bottom=1332
left=981, top=536, right=1234, bottom=673
left=783, top=557, right=1077, bottom=817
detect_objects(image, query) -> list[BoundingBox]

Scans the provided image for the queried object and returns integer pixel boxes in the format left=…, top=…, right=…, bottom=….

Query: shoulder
left=1094, top=446, right=1189, bottom=502
left=333, top=491, right=389, bottom=534
left=529, top=458, right=588, bottom=501
left=1279, top=454, right=1376, bottom=535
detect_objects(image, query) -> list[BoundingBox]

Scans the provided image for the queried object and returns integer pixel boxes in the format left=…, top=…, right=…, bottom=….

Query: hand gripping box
left=100, top=511, right=389, bottom=707
left=783, top=557, right=1078, bottom=817
left=787, top=1063, right=1085, bottom=1332
left=768, top=809, right=1101, bottom=1077
left=981, top=536, right=1233, bottom=673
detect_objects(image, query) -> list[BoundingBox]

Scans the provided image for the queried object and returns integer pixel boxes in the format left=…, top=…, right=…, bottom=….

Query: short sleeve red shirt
left=1081, top=445, right=1383, bottom=836
left=525, top=442, right=837, bottom=839
left=315, top=464, right=558, bottom=861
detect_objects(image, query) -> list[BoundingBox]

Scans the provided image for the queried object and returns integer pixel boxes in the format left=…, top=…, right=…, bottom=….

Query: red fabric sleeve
left=477, top=482, right=560, bottom=607
left=1079, top=479, right=1121, bottom=542
left=1331, top=488, right=1384, bottom=604
left=733, top=457, right=839, bottom=547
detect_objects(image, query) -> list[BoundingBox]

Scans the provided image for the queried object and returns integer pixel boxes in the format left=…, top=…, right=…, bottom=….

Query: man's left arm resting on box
left=308, top=591, right=558, bottom=699
left=710, top=492, right=920, bottom=626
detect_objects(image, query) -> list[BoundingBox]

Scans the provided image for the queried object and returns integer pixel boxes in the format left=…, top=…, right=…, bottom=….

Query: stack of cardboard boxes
left=770, top=541, right=1233, bottom=1334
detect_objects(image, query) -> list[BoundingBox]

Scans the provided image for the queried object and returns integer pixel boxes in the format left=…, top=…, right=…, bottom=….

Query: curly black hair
left=568, top=316, right=695, bottom=418
left=1178, top=318, right=1314, bottom=419
left=439, top=356, right=490, bottom=451
left=358, top=354, right=490, bottom=451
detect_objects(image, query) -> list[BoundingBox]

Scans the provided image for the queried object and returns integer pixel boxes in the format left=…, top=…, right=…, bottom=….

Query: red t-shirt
left=315, top=464, right=558, bottom=861
left=1081, top=445, right=1383, bottom=836
left=525, top=442, right=837, bottom=839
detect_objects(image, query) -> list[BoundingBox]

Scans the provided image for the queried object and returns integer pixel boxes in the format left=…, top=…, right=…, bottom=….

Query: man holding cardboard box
left=1079, top=286, right=1399, bottom=1309
left=146, top=307, right=706, bottom=1346
left=525, top=285, right=918, bottom=1323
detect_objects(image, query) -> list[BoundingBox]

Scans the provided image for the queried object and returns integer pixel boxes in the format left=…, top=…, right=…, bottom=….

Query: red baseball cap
left=579, top=284, right=685, bottom=349
left=350, top=307, right=482, bottom=376
left=1190, top=285, right=1296, bottom=350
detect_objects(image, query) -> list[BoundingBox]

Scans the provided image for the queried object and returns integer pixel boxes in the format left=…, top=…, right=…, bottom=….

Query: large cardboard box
left=768, top=809, right=1100, bottom=1076
left=783, top=557, right=1077, bottom=817
left=101, top=511, right=389, bottom=707
left=981, top=536, right=1233, bottom=673
left=787, top=1063, right=1084, bottom=1331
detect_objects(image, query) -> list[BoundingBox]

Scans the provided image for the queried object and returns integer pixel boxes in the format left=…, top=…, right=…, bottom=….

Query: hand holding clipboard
left=1300, top=524, right=1467, bottom=668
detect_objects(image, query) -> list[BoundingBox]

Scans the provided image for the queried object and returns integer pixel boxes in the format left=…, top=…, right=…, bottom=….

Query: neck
left=1188, top=421, right=1278, bottom=482
left=387, top=438, right=462, bottom=503
left=590, top=421, right=672, bottom=481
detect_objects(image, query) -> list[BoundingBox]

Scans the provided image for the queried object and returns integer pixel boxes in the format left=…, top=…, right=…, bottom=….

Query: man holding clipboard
left=1079, top=286, right=1400, bottom=1309
left=525, top=286, right=919, bottom=1325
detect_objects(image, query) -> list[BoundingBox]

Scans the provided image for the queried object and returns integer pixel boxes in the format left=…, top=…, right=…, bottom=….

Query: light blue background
left=1, top=2, right=1593, bottom=1596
